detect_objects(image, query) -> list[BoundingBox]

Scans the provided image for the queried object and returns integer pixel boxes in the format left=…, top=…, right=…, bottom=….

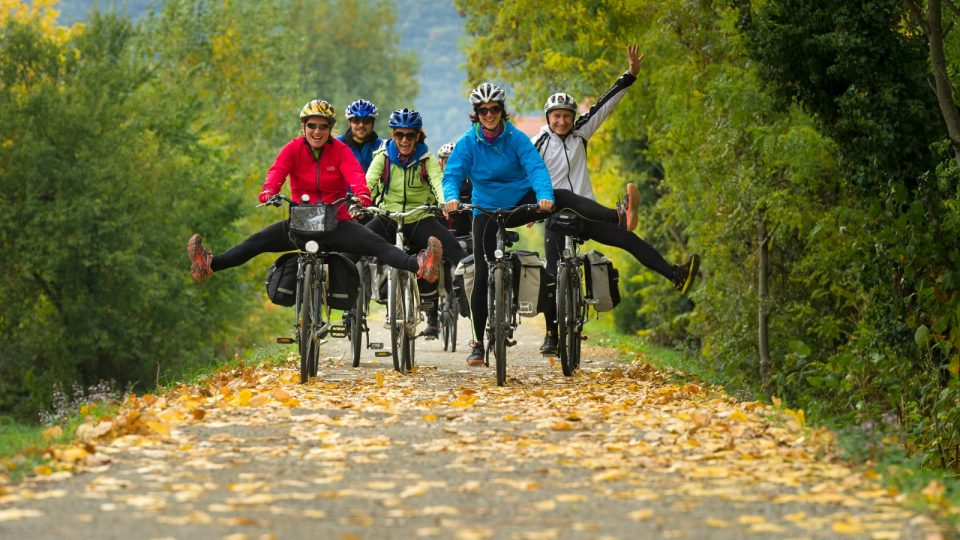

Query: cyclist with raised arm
left=338, top=99, right=384, bottom=172
left=365, top=109, right=469, bottom=339
left=442, top=83, right=640, bottom=366
left=532, top=45, right=700, bottom=354
left=187, top=99, right=442, bottom=285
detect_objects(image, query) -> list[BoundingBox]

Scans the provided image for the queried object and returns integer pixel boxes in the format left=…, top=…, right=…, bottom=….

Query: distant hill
left=55, top=0, right=470, bottom=150
left=391, top=0, right=469, bottom=146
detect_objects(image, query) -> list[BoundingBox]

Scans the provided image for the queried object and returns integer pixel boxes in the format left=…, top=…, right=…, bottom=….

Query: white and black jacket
left=531, top=71, right=636, bottom=201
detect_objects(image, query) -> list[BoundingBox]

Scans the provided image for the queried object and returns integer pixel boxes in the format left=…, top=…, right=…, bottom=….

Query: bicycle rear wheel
left=556, top=265, right=582, bottom=377
left=440, top=295, right=458, bottom=352
left=493, top=265, right=509, bottom=386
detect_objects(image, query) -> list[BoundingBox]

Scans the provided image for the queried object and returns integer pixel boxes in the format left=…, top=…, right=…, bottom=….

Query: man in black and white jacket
left=533, top=44, right=700, bottom=355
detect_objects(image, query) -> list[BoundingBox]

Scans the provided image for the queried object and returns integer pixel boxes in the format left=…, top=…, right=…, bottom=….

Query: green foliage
left=0, top=0, right=418, bottom=422
left=457, top=0, right=960, bottom=469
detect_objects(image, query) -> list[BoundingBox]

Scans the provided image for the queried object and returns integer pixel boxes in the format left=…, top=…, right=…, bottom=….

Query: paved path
left=0, top=311, right=952, bottom=539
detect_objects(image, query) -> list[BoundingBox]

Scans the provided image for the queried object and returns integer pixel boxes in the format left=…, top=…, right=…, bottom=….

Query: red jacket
left=261, top=137, right=371, bottom=221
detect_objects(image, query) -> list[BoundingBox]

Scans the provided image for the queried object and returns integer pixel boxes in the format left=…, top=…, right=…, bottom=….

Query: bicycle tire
left=448, top=294, right=458, bottom=353
left=402, top=272, right=416, bottom=372
left=493, top=265, right=508, bottom=386
left=389, top=269, right=405, bottom=373
left=440, top=296, right=450, bottom=351
left=299, top=263, right=315, bottom=384
left=309, top=264, right=323, bottom=378
left=557, top=265, right=582, bottom=376
left=350, top=263, right=367, bottom=368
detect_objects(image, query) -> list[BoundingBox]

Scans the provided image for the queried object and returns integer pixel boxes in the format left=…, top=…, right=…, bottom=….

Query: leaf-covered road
left=0, top=314, right=951, bottom=539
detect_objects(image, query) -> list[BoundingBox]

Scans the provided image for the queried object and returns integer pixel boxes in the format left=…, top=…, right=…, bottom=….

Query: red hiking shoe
left=187, top=233, right=213, bottom=281
left=416, top=236, right=443, bottom=284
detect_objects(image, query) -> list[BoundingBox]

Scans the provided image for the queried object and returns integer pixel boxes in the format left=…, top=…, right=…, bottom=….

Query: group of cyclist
left=187, top=44, right=700, bottom=367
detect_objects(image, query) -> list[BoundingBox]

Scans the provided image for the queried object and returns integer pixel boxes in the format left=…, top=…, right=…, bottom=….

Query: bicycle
left=546, top=210, right=588, bottom=376
left=260, top=193, right=354, bottom=383
left=344, top=255, right=384, bottom=367
left=353, top=203, right=443, bottom=373
left=457, top=203, right=542, bottom=386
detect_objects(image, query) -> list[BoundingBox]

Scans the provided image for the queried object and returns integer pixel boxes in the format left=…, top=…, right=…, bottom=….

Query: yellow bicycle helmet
left=299, top=99, right=337, bottom=125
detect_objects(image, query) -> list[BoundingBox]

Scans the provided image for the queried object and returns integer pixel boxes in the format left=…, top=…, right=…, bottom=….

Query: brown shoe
left=416, top=236, right=443, bottom=283
left=616, top=183, right=640, bottom=232
left=187, top=234, right=213, bottom=281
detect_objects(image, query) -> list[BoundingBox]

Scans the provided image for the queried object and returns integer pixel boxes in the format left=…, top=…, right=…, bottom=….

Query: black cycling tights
left=541, top=221, right=674, bottom=334
left=365, top=215, right=468, bottom=267
left=470, top=189, right=617, bottom=342
left=211, top=219, right=417, bottom=273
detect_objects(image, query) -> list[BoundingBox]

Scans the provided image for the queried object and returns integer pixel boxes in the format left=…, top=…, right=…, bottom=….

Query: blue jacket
left=338, top=131, right=385, bottom=172
left=441, top=120, right=553, bottom=213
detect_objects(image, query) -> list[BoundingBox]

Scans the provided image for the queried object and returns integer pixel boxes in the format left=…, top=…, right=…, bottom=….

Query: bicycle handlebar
left=455, top=203, right=544, bottom=218
left=257, top=194, right=358, bottom=209
left=356, top=203, right=444, bottom=222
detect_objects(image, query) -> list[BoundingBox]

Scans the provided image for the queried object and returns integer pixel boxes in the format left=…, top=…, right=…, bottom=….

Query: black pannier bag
left=583, top=250, right=621, bottom=312
left=265, top=253, right=299, bottom=307
left=324, top=252, right=360, bottom=311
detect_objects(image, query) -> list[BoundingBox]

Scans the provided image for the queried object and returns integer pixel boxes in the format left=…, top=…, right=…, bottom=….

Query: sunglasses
left=350, top=117, right=374, bottom=125
left=475, top=105, right=503, bottom=116
left=392, top=131, right=419, bottom=141
left=304, top=122, right=331, bottom=131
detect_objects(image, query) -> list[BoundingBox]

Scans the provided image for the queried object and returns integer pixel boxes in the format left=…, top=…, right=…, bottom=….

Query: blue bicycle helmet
left=345, top=99, right=378, bottom=120
left=388, top=108, right=423, bottom=130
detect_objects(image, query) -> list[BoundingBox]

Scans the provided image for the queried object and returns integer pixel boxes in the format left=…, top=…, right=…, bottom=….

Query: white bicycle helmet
left=437, top=142, right=455, bottom=159
left=469, top=82, right=506, bottom=105
left=544, top=92, right=577, bottom=114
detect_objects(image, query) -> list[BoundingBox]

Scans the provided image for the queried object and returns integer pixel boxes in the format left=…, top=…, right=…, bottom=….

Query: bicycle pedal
left=328, top=325, right=347, bottom=338
left=275, top=337, right=295, bottom=345
left=506, top=339, right=517, bottom=347
left=581, top=335, right=588, bottom=341
left=368, top=342, right=384, bottom=350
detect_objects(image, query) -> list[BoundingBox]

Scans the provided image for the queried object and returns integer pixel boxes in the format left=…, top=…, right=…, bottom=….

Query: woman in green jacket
left=364, top=108, right=468, bottom=338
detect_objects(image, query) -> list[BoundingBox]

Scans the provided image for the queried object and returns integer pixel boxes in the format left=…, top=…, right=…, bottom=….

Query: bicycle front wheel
left=402, top=272, right=417, bottom=372
left=349, top=263, right=368, bottom=368
left=389, top=269, right=413, bottom=373
left=298, top=263, right=317, bottom=384
left=493, top=265, right=509, bottom=386
left=556, top=265, right=582, bottom=377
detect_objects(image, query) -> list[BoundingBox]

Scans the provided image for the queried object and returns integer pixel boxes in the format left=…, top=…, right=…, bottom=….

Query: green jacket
left=366, top=147, right=444, bottom=224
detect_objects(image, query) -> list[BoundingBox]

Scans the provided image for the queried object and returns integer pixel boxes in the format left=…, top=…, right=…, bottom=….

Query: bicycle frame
left=555, top=228, right=587, bottom=376
left=358, top=203, right=442, bottom=372
left=259, top=193, right=352, bottom=383
left=457, top=203, right=541, bottom=386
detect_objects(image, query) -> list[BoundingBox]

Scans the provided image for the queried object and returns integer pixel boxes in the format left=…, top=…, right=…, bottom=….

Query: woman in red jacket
left=187, top=99, right=442, bottom=283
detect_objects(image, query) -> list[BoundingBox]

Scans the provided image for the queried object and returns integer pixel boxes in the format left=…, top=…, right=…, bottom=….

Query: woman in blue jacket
left=442, top=82, right=639, bottom=366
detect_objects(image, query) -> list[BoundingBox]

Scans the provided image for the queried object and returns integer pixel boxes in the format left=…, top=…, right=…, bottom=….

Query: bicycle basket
left=545, top=210, right=583, bottom=237
left=289, top=203, right=338, bottom=234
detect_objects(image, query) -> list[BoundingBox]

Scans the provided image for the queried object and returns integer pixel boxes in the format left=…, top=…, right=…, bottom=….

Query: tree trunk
left=758, top=218, right=773, bottom=398
left=924, top=0, right=960, bottom=168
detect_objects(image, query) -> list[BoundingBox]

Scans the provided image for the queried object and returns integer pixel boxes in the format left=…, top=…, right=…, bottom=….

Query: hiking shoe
left=187, top=234, right=213, bottom=281
left=540, top=332, right=558, bottom=355
left=673, top=253, right=700, bottom=294
left=466, top=340, right=485, bottom=366
left=615, top=183, right=640, bottom=232
left=416, top=236, right=443, bottom=284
